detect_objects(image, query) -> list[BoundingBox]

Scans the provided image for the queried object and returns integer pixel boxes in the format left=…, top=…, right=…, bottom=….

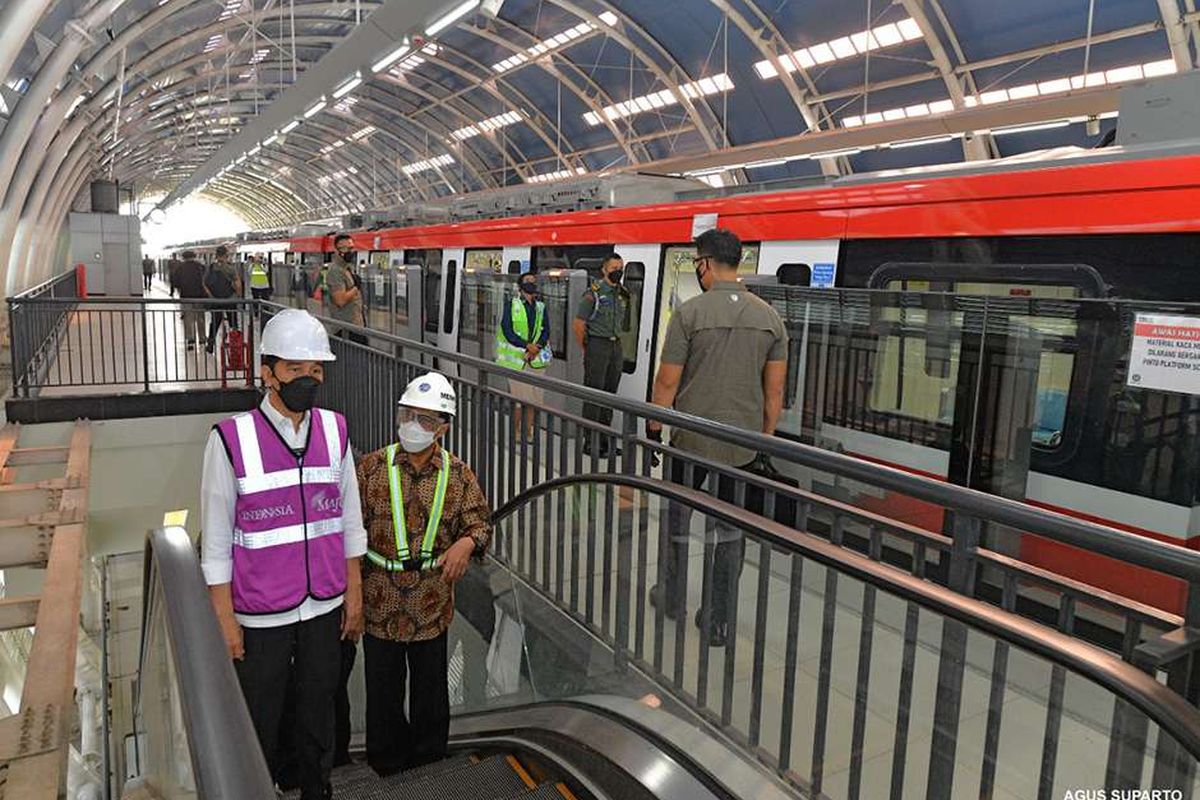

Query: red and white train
left=283, top=148, right=1200, bottom=613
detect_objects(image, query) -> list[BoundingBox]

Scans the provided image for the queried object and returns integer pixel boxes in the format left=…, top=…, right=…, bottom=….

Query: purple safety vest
left=215, top=407, right=348, bottom=615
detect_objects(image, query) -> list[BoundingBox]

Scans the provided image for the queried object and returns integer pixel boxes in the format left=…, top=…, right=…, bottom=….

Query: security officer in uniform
left=572, top=253, right=628, bottom=457
left=496, top=273, right=551, bottom=442
left=358, top=372, right=491, bottom=774
left=201, top=308, right=365, bottom=800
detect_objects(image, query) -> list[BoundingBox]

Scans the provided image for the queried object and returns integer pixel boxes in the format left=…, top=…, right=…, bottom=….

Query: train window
left=423, top=264, right=441, bottom=335
left=507, top=260, right=522, bottom=274
left=620, top=262, right=645, bottom=374
left=777, top=263, right=812, bottom=286
left=443, top=260, right=458, bottom=335
left=465, top=249, right=502, bottom=274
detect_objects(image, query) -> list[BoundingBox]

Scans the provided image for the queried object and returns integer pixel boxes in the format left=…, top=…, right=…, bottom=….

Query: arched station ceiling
left=0, top=0, right=1193, bottom=287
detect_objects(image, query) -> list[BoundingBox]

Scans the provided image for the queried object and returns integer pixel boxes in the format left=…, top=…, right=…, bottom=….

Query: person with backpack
left=571, top=253, right=628, bottom=457
left=205, top=245, right=242, bottom=355
left=495, top=272, right=551, bottom=442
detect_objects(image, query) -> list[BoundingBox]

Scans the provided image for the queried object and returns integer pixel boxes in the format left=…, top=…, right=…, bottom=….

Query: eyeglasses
left=399, top=407, right=445, bottom=431
left=691, top=255, right=710, bottom=266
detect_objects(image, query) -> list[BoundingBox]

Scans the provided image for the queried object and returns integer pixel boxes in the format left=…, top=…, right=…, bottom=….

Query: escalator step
left=385, top=754, right=477, bottom=783
left=504, top=782, right=575, bottom=800
left=376, top=755, right=532, bottom=800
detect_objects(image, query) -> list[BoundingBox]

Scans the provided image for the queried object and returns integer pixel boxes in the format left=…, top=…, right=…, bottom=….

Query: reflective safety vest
left=366, top=444, right=451, bottom=571
left=249, top=263, right=269, bottom=289
left=495, top=297, right=548, bottom=370
left=215, top=408, right=348, bottom=614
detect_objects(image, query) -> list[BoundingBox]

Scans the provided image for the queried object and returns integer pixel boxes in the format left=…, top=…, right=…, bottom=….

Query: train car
left=288, top=148, right=1200, bottom=612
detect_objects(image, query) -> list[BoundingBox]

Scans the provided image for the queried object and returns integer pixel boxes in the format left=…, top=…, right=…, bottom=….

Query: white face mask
left=398, top=419, right=437, bottom=453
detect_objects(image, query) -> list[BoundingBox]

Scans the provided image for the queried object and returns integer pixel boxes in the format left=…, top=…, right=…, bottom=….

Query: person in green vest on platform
left=495, top=273, right=551, bottom=442
left=248, top=254, right=271, bottom=301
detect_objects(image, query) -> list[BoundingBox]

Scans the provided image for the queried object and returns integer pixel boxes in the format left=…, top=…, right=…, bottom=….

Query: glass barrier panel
left=135, top=579, right=198, bottom=799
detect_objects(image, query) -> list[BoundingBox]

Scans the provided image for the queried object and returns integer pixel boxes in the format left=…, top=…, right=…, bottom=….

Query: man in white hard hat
left=200, top=308, right=366, bottom=800
left=357, top=371, right=491, bottom=775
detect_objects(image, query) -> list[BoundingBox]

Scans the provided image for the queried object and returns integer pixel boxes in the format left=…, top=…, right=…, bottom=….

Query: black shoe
left=205, top=344, right=214, bottom=355
left=648, top=584, right=681, bottom=620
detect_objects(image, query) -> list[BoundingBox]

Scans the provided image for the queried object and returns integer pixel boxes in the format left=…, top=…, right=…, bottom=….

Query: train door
left=457, top=249, right=506, bottom=385
left=607, top=244, right=661, bottom=405
left=437, top=248, right=465, bottom=376
left=365, top=250, right=390, bottom=332
left=861, top=263, right=1104, bottom=545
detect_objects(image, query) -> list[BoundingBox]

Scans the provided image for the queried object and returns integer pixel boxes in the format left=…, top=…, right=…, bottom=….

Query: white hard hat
left=259, top=308, right=336, bottom=361
left=399, top=372, right=456, bottom=417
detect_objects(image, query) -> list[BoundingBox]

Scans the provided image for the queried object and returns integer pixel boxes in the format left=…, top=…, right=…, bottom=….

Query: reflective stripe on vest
left=249, top=264, right=269, bottom=288
left=366, top=445, right=451, bottom=571
left=495, top=297, right=545, bottom=370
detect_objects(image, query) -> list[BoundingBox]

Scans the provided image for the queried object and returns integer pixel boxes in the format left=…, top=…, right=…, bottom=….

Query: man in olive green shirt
left=326, top=233, right=367, bottom=345
left=647, top=228, right=787, bottom=647
left=572, top=253, right=629, bottom=457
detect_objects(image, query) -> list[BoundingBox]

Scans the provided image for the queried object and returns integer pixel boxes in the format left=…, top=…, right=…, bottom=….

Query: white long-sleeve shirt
left=200, top=397, right=367, bottom=628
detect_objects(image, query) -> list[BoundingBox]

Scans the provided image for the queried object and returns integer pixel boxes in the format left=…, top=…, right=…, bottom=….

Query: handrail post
left=139, top=303, right=151, bottom=393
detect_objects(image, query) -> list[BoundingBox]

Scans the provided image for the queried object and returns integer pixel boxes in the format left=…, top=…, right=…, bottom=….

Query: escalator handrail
left=492, top=474, right=1200, bottom=760
left=139, top=527, right=276, bottom=799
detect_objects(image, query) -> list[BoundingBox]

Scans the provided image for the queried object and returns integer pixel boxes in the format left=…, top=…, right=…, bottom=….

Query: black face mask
left=275, top=374, right=321, bottom=413
left=695, top=264, right=708, bottom=292
left=338, top=250, right=355, bottom=263
left=520, top=282, right=538, bottom=298
left=607, top=269, right=623, bottom=284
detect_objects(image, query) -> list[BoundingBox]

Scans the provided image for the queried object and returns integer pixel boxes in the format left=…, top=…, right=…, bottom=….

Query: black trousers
left=275, top=639, right=356, bottom=787
left=582, top=337, right=623, bottom=426
left=364, top=631, right=449, bottom=775
left=143, top=273, right=153, bottom=290
left=235, top=609, right=341, bottom=800
left=206, top=307, right=239, bottom=346
left=659, top=460, right=754, bottom=627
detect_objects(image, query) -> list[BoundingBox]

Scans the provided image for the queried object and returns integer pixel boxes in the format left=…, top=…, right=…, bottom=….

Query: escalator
left=126, top=475, right=1200, bottom=800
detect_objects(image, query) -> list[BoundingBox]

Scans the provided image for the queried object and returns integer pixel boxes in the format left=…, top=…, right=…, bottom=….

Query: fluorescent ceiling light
left=281, top=119, right=301, bottom=133
left=426, top=0, right=479, bottom=37
left=372, top=41, right=410, bottom=73
left=263, top=133, right=279, bottom=146
left=303, top=97, right=327, bottom=118
left=887, top=135, right=955, bottom=149
left=991, top=120, right=1071, bottom=135
left=332, top=72, right=362, bottom=99
left=248, top=145, right=261, bottom=155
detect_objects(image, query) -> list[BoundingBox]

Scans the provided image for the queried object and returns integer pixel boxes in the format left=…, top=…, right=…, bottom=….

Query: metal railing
left=489, top=474, right=1200, bottom=798
left=6, top=296, right=256, bottom=396
left=11, top=292, right=1200, bottom=700
left=7, top=268, right=80, bottom=395
left=306, top=306, right=1200, bottom=703
left=134, top=527, right=274, bottom=798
